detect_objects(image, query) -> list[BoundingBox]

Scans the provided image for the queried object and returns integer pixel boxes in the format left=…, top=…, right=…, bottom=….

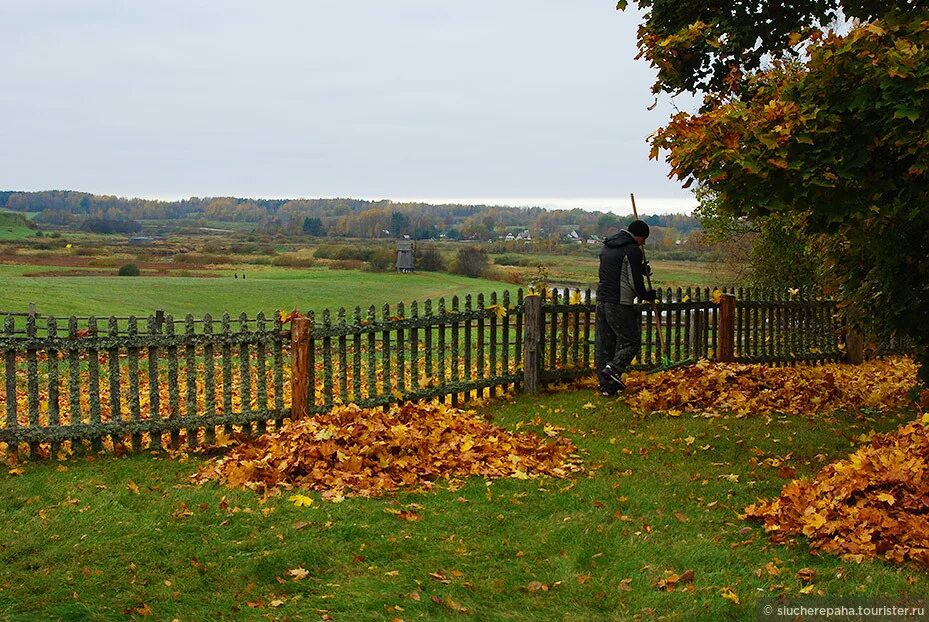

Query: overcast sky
left=0, top=1, right=696, bottom=214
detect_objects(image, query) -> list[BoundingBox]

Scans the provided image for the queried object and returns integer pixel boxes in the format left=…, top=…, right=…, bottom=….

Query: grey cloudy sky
left=0, top=1, right=696, bottom=214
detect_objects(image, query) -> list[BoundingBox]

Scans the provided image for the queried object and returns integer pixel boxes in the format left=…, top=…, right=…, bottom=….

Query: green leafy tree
left=693, top=187, right=823, bottom=290
left=625, top=1, right=929, bottom=384
left=389, top=212, right=410, bottom=237
left=302, top=217, right=325, bottom=236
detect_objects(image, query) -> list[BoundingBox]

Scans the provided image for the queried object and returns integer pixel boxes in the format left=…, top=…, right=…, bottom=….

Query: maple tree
left=195, top=401, right=583, bottom=497
left=623, top=0, right=929, bottom=386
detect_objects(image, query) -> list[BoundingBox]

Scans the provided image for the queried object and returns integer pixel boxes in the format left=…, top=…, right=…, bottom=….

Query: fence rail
left=0, top=287, right=901, bottom=460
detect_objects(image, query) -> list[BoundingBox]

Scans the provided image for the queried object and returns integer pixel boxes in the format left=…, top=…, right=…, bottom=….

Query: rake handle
left=630, top=194, right=668, bottom=363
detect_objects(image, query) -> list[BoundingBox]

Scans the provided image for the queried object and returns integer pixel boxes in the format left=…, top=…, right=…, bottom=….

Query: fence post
left=522, top=294, right=543, bottom=394
left=290, top=315, right=311, bottom=419
left=846, top=325, right=865, bottom=364
left=718, top=294, right=736, bottom=363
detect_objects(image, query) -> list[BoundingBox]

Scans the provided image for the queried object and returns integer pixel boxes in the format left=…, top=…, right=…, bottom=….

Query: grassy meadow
left=0, top=231, right=721, bottom=318
left=0, top=263, right=516, bottom=319
left=0, top=389, right=924, bottom=621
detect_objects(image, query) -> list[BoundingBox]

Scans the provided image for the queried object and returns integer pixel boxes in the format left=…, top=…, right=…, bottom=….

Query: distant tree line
left=0, top=190, right=700, bottom=241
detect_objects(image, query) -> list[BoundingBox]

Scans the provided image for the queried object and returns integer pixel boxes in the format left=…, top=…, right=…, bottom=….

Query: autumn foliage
left=622, top=357, right=918, bottom=418
left=195, top=401, right=583, bottom=498
left=745, top=413, right=929, bottom=569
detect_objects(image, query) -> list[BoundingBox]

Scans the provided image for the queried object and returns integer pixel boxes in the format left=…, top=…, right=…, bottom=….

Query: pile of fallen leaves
left=195, top=400, right=583, bottom=498
left=744, top=413, right=929, bottom=569
left=623, top=357, right=918, bottom=417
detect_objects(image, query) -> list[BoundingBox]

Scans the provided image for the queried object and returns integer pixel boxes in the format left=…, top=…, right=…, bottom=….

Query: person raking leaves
left=595, top=219, right=655, bottom=396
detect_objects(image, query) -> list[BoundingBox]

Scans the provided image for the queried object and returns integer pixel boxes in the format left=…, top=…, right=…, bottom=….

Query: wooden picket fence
left=0, top=287, right=880, bottom=460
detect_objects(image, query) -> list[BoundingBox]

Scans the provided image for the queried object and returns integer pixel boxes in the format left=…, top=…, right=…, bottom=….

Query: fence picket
left=166, top=317, right=181, bottom=450
left=366, top=306, right=377, bottom=402
left=489, top=292, right=498, bottom=396
left=147, top=316, right=162, bottom=451
left=106, top=317, right=120, bottom=451
left=451, top=296, right=460, bottom=407
left=4, top=316, right=18, bottom=459
left=221, top=314, right=234, bottom=436
left=548, top=289, right=557, bottom=371
left=204, top=315, right=218, bottom=442
left=396, top=302, right=406, bottom=399
left=424, top=299, right=434, bottom=388
left=410, top=301, right=420, bottom=394
left=308, top=310, right=318, bottom=410
left=26, top=313, right=41, bottom=458
left=337, top=308, right=348, bottom=405
left=352, top=307, right=363, bottom=403
left=238, top=314, right=253, bottom=434
left=68, top=316, right=85, bottom=454
left=437, top=298, right=447, bottom=400
left=477, top=294, right=485, bottom=398
left=514, top=289, right=523, bottom=392
left=323, top=309, right=334, bottom=410
left=185, top=315, right=198, bottom=448
left=381, top=304, right=391, bottom=403
left=255, top=312, right=269, bottom=434
left=464, top=295, right=473, bottom=401
left=502, top=292, right=511, bottom=392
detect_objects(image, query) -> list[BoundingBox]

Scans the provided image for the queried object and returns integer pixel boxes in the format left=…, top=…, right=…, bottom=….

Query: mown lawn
left=1, top=390, right=925, bottom=621
left=0, top=264, right=515, bottom=319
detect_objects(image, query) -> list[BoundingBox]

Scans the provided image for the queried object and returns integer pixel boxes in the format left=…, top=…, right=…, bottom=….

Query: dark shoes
left=598, top=364, right=626, bottom=396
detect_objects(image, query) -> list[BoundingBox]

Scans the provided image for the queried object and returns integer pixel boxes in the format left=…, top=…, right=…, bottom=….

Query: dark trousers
left=595, top=302, right=640, bottom=387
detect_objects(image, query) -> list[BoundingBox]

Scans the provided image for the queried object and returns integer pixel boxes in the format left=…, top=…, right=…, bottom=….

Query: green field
left=494, top=252, right=720, bottom=290
left=0, top=390, right=922, bottom=620
left=0, top=213, right=39, bottom=241
left=0, top=264, right=516, bottom=318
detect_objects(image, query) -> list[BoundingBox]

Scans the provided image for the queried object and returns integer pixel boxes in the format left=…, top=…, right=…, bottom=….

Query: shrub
left=416, top=245, right=445, bottom=271
left=493, top=253, right=536, bottom=267
left=453, top=247, right=489, bottom=278
left=271, top=252, right=315, bottom=268
left=117, top=264, right=140, bottom=277
left=327, top=259, right=366, bottom=271
left=314, top=244, right=375, bottom=262
left=365, top=247, right=396, bottom=272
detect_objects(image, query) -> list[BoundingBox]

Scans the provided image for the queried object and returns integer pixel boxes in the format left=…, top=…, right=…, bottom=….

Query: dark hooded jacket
left=597, top=230, right=648, bottom=305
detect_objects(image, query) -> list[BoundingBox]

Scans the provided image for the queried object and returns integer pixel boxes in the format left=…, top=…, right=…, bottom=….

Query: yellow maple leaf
left=569, top=290, right=583, bottom=305
left=711, top=289, right=723, bottom=305
left=486, top=304, right=508, bottom=319
left=288, top=567, right=310, bottom=580
left=876, top=492, right=895, bottom=505
left=720, top=588, right=740, bottom=604
left=289, top=494, right=315, bottom=507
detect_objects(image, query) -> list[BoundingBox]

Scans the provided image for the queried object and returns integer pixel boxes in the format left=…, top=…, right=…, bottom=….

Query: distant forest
left=0, top=190, right=699, bottom=241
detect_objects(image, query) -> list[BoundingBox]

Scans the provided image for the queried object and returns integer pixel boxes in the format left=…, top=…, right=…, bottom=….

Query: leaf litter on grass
left=622, top=356, right=918, bottom=417
left=194, top=400, right=584, bottom=498
left=744, top=412, right=929, bottom=569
